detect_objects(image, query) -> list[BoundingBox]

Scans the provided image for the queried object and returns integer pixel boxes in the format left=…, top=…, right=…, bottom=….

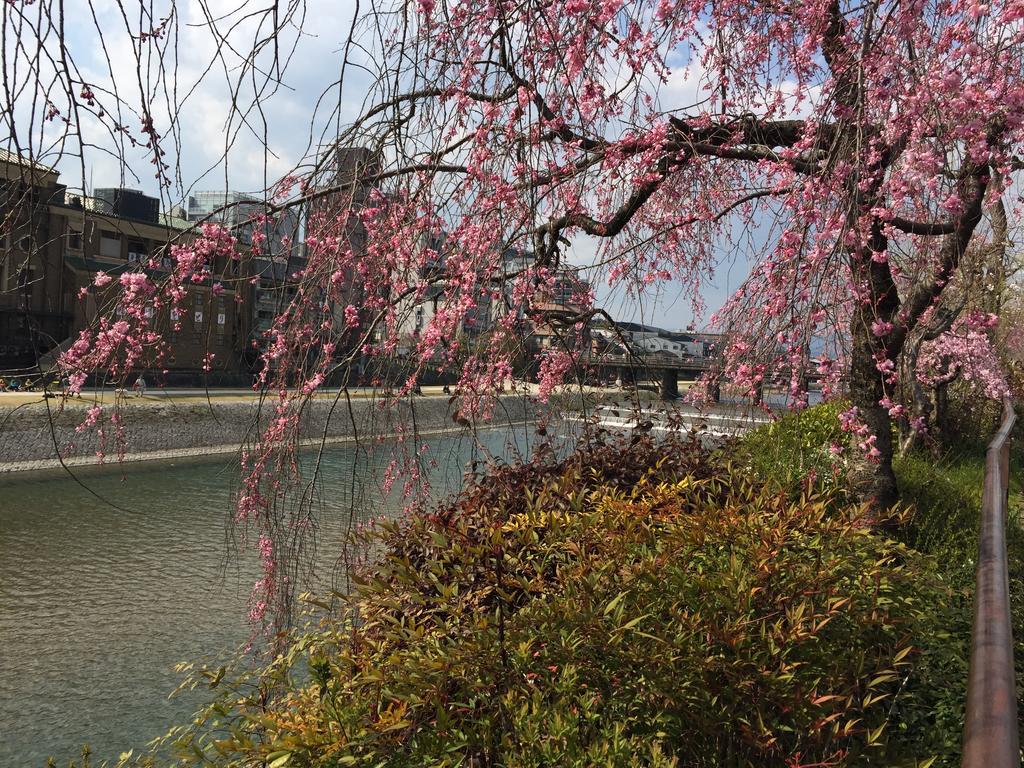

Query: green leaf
left=604, top=591, right=627, bottom=616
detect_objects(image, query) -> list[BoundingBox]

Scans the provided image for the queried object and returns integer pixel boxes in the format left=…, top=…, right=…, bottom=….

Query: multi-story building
left=0, top=152, right=247, bottom=380
left=391, top=233, right=494, bottom=357
left=306, top=147, right=380, bottom=337
left=186, top=190, right=301, bottom=348
left=590, top=321, right=708, bottom=359
left=0, top=150, right=73, bottom=371
left=186, top=190, right=298, bottom=251
left=496, top=247, right=592, bottom=354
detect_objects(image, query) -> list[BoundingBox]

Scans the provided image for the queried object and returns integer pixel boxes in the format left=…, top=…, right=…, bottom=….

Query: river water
left=0, top=425, right=540, bottom=766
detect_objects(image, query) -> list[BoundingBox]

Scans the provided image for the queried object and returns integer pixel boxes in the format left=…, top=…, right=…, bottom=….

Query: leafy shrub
left=737, top=403, right=1024, bottom=766
left=731, top=401, right=850, bottom=500
left=891, top=447, right=1024, bottom=765
left=936, top=379, right=1007, bottom=447
left=144, top=436, right=956, bottom=768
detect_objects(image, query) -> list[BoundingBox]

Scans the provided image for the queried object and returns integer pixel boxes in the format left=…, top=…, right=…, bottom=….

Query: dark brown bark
left=847, top=395, right=899, bottom=510
left=843, top=144, right=994, bottom=507
left=899, top=297, right=965, bottom=453
left=900, top=339, right=931, bottom=454
left=848, top=258, right=901, bottom=510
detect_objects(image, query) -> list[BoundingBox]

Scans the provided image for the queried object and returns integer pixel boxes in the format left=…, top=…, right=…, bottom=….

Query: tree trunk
left=900, top=335, right=932, bottom=454
left=933, top=379, right=950, bottom=451
left=848, top=318, right=900, bottom=509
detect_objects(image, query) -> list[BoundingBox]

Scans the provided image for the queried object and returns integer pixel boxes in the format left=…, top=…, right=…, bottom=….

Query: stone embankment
left=0, top=393, right=538, bottom=474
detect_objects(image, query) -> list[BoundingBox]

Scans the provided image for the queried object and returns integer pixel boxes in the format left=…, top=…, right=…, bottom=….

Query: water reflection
left=0, top=425, right=539, bottom=766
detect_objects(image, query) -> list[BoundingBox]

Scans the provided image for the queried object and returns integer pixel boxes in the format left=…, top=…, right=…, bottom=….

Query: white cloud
left=22, top=0, right=361, bottom=203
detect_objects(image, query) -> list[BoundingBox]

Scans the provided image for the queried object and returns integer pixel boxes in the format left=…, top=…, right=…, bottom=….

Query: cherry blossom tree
left=301, top=0, right=1024, bottom=506
left=897, top=191, right=1017, bottom=450
left=7, top=0, right=1024, bottom=623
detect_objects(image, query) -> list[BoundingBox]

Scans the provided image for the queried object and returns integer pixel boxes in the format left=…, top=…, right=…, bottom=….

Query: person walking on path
left=134, top=374, right=147, bottom=397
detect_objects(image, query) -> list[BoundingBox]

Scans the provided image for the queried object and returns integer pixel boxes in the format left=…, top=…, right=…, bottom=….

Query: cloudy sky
left=44, top=0, right=363, bottom=199
left=14, top=0, right=753, bottom=330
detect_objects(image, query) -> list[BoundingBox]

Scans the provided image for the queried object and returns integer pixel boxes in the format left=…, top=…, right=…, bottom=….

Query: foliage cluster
left=736, top=402, right=1024, bottom=765
left=730, top=401, right=851, bottom=502
left=122, top=435, right=958, bottom=768
left=939, top=380, right=1010, bottom=446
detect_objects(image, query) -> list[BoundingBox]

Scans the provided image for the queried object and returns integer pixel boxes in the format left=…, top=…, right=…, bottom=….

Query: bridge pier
left=660, top=368, right=679, bottom=400
left=708, top=379, right=720, bottom=403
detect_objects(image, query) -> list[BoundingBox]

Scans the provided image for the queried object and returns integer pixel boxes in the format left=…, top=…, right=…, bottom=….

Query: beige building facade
left=0, top=153, right=248, bottom=382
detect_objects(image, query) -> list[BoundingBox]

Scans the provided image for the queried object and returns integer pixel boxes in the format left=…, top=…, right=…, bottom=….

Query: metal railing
left=962, top=396, right=1019, bottom=768
left=589, top=353, right=713, bottom=370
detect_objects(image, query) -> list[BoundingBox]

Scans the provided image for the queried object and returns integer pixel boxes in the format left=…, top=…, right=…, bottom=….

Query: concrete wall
left=0, top=393, right=539, bottom=472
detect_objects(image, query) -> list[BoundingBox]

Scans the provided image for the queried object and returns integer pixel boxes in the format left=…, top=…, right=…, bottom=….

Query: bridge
left=588, top=353, right=737, bottom=401
left=586, top=353, right=828, bottom=402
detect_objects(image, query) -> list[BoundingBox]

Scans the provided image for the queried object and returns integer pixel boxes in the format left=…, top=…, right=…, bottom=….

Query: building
left=496, top=247, right=592, bottom=354
left=0, top=151, right=72, bottom=370
left=65, top=193, right=246, bottom=379
left=305, top=146, right=382, bottom=339
left=186, top=190, right=301, bottom=347
left=186, top=190, right=298, bottom=252
left=590, top=321, right=707, bottom=360
left=93, top=187, right=160, bottom=222
left=0, top=152, right=247, bottom=380
left=391, top=233, right=493, bottom=357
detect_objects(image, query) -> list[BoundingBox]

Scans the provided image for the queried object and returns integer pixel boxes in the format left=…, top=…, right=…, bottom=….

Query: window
left=216, top=301, right=226, bottom=339
left=19, top=236, right=31, bottom=251
left=99, top=232, right=121, bottom=259
left=67, top=226, right=83, bottom=251
left=194, top=294, right=203, bottom=326
left=127, top=241, right=147, bottom=264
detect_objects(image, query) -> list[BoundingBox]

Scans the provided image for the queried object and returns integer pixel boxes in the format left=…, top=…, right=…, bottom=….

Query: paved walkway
left=0, top=381, right=688, bottom=409
left=0, top=385, right=462, bottom=408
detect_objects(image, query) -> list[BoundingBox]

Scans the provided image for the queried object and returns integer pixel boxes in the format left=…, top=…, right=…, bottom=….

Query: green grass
left=892, top=445, right=1024, bottom=763
left=896, top=444, right=1024, bottom=572
left=735, top=407, right=1024, bottom=766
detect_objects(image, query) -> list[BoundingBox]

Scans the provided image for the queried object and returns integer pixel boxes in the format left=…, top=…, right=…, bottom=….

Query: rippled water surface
left=0, top=426, right=538, bottom=766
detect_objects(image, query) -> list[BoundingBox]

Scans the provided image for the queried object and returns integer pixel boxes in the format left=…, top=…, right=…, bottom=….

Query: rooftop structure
left=92, top=188, right=160, bottom=224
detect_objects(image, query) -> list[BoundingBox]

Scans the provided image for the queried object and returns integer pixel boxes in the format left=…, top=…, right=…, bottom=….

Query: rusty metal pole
left=961, top=398, right=1018, bottom=768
